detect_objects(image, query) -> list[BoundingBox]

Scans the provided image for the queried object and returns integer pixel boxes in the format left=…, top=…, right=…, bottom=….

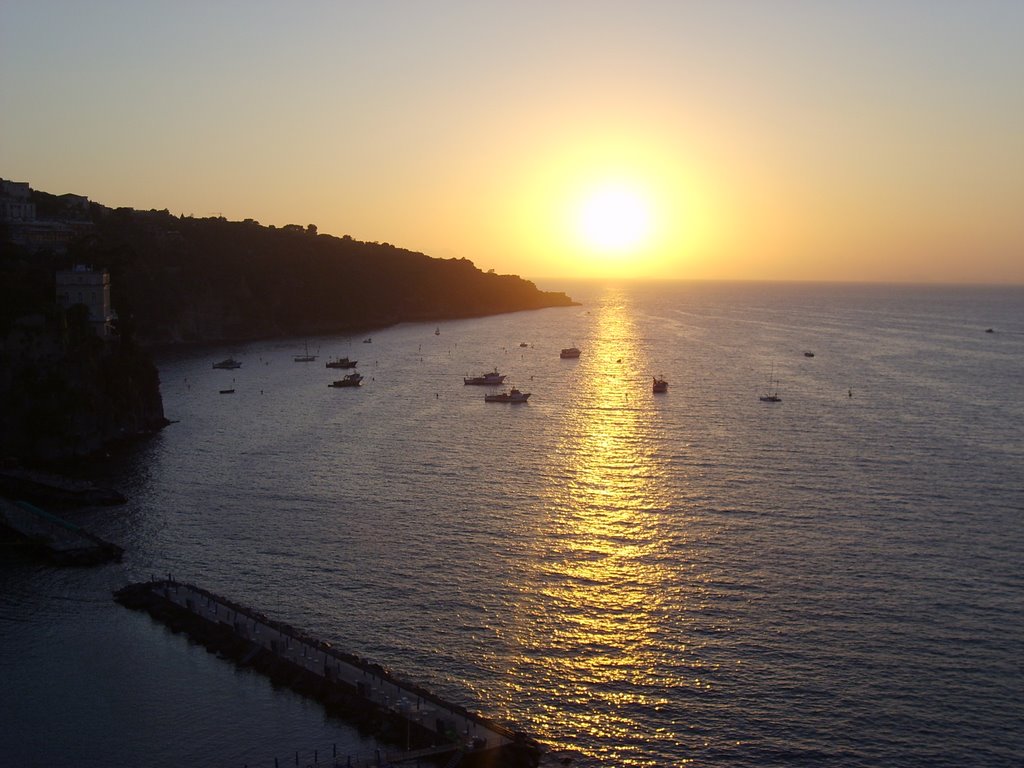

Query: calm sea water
left=2, top=281, right=1022, bottom=767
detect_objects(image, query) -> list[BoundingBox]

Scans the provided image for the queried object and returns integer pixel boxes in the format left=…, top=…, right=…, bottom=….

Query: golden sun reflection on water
left=504, top=290, right=699, bottom=765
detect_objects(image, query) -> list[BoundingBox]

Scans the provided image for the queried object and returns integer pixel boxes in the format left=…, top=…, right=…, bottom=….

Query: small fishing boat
left=464, top=369, right=506, bottom=385
left=804, top=351, right=815, bottom=357
left=435, top=326, right=440, bottom=336
left=653, top=376, right=668, bottom=393
left=326, top=357, right=358, bottom=369
left=212, top=358, right=242, bottom=369
left=328, top=373, right=363, bottom=388
left=484, top=387, right=530, bottom=403
left=560, top=347, right=581, bottom=359
left=219, top=388, right=235, bottom=394
left=363, top=337, right=372, bottom=343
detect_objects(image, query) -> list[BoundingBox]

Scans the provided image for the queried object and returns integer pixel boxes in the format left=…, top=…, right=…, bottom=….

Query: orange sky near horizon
left=2, top=2, right=1022, bottom=284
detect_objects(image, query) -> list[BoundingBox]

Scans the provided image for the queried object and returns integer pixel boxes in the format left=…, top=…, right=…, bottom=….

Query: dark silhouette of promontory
left=86, top=206, right=576, bottom=346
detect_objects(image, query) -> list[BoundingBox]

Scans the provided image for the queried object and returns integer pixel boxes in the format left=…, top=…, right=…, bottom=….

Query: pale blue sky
left=3, top=1, right=1022, bottom=281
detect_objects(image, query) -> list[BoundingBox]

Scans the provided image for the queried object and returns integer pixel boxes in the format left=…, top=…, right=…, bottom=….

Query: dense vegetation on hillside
left=77, top=208, right=575, bottom=345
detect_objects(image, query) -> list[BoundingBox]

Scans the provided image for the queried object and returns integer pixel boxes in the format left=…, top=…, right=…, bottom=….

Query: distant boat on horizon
left=560, top=346, right=581, bottom=359
left=653, top=376, right=668, bottom=393
left=212, top=358, right=242, bottom=370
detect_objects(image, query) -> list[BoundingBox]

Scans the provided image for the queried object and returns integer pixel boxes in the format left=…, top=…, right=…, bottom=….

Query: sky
left=2, top=1, right=1022, bottom=283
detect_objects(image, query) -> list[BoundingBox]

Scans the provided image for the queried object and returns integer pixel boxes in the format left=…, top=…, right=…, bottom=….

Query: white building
left=56, top=265, right=114, bottom=338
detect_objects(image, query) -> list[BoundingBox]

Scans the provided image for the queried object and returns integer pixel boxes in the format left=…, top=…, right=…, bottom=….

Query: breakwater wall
left=114, top=579, right=542, bottom=767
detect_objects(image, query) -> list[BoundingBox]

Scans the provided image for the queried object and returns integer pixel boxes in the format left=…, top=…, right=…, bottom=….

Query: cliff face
left=91, top=209, right=576, bottom=346
left=0, top=311, right=168, bottom=462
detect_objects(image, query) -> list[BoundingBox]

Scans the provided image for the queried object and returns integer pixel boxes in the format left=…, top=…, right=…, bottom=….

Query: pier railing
left=261, top=742, right=461, bottom=767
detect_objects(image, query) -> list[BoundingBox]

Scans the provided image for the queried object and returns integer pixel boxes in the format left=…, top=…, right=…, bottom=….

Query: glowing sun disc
left=576, top=183, right=652, bottom=252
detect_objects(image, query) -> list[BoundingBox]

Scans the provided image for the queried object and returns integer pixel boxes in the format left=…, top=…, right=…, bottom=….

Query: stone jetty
left=114, top=579, right=542, bottom=767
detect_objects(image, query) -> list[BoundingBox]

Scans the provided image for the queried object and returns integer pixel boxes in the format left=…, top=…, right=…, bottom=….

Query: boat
left=212, top=358, right=242, bottom=369
left=435, top=327, right=440, bottom=336
left=326, top=357, right=358, bottom=369
left=219, top=388, right=235, bottom=394
left=519, top=342, right=528, bottom=348
left=294, top=342, right=317, bottom=362
left=760, top=365, right=781, bottom=402
left=653, top=376, right=669, bottom=393
left=484, top=387, right=530, bottom=403
left=328, top=373, right=363, bottom=388
left=804, top=351, right=815, bottom=357
left=560, top=347, right=581, bottom=359
left=464, top=369, right=506, bottom=385
left=363, top=337, right=372, bottom=343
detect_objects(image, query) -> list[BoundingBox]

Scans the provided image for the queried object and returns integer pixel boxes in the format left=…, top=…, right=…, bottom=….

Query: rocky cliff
left=0, top=308, right=168, bottom=462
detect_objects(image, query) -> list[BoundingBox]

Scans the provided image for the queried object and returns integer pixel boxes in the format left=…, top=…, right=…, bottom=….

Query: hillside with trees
left=76, top=207, right=576, bottom=346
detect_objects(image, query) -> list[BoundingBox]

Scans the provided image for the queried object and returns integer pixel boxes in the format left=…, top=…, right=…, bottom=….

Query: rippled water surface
left=2, top=281, right=1023, bottom=767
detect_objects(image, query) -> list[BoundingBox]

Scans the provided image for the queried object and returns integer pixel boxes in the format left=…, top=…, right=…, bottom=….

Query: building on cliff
left=56, top=265, right=115, bottom=338
left=1, top=177, right=92, bottom=253
left=0, top=179, right=36, bottom=221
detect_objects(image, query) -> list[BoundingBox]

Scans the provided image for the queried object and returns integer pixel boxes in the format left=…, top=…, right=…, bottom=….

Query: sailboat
left=760, top=364, right=781, bottom=402
left=293, top=342, right=317, bottom=362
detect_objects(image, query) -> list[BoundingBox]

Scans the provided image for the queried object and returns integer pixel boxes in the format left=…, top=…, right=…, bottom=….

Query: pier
left=114, top=579, right=542, bottom=767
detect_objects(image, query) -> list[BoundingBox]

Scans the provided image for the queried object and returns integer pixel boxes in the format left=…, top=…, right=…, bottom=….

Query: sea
left=1, top=280, right=1022, bottom=768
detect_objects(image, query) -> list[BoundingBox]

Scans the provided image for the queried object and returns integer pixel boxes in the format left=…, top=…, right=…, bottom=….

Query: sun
left=575, top=182, right=653, bottom=254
